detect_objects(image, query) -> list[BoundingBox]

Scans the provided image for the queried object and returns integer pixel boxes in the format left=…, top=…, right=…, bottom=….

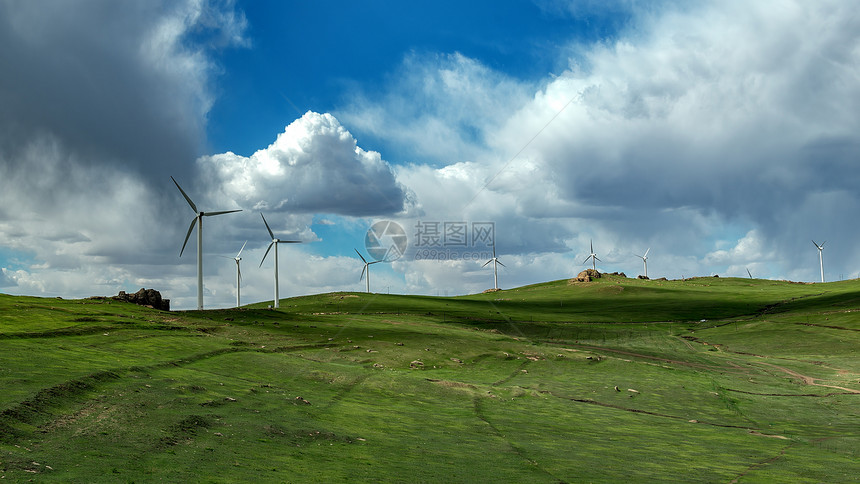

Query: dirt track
left=756, top=361, right=860, bottom=394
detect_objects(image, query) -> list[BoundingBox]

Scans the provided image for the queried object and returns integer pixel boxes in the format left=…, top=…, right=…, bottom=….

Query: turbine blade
left=594, top=256, right=602, bottom=262
left=590, top=240, right=593, bottom=253
left=359, top=265, right=367, bottom=282
left=261, top=213, right=275, bottom=240
left=643, top=248, right=650, bottom=258
left=180, top=217, right=197, bottom=257
left=260, top=241, right=274, bottom=267
left=582, top=256, right=590, bottom=264
left=369, top=260, right=382, bottom=265
left=812, top=240, right=818, bottom=248
left=171, top=176, right=198, bottom=213
left=354, top=248, right=367, bottom=264
left=204, top=209, right=242, bottom=216
left=482, top=260, right=492, bottom=267
left=237, top=240, right=247, bottom=258
left=497, top=260, right=506, bottom=268
left=237, top=264, right=242, bottom=282
left=278, top=240, right=302, bottom=244
left=821, top=241, right=826, bottom=247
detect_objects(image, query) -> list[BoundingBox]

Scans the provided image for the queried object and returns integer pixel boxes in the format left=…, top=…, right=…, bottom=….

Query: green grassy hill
left=1, top=276, right=858, bottom=482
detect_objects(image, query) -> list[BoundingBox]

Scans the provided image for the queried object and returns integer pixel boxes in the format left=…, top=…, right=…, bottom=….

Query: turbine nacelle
left=812, top=239, right=826, bottom=283
left=583, top=239, right=600, bottom=270
left=635, top=247, right=650, bottom=278
left=171, top=176, right=241, bottom=310
left=259, top=213, right=302, bottom=267
left=234, top=240, right=247, bottom=262
left=259, top=213, right=303, bottom=309
left=219, top=240, right=247, bottom=308
left=356, top=248, right=382, bottom=292
left=482, top=242, right=505, bottom=290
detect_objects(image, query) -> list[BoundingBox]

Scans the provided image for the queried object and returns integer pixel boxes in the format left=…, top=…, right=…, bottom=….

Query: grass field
left=1, top=275, right=858, bottom=482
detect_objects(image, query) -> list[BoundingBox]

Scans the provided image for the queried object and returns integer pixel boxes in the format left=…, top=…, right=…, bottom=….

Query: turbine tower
left=583, top=240, right=601, bottom=271
left=812, top=240, right=826, bottom=283
left=482, top=242, right=506, bottom=290
left=221, top=241, right=247, bottom=308
left=171, top=176, right=241, bottom=310
left=355, top=249, right=381, bottom=293
left=260, top=213, right=301, bottom=308
left=636, top=248, right=650, bottom=278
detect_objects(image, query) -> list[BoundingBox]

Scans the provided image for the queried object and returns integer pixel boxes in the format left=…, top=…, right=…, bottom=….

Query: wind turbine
left=259, top=213, right=301, bottom=308
left=220, top=241, right=247, bottom=308
left=635, top=248, right=650, bottom=278
left=482, top=242, right=506, bottom=290
left=812, top=240, right=826, bottom=283
left=171, top=176, right=241, bottom=310
left=583, top=240, right=600, bottom=271
left=355, top=249, right=382, bottom=293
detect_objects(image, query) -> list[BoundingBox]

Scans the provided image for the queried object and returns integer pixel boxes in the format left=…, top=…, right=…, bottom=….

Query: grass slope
left=0, top=276, right=858, bottom=482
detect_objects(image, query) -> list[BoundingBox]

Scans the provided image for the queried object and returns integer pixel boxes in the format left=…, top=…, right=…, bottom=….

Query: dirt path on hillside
left=756, top=362, right=860, bottom=394
left=567, top=343, right=748, bottom=373
left=564, top=341, right=859, bottom=394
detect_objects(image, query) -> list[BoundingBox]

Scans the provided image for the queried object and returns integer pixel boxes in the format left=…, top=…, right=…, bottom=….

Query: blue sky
left=205, top=1, right=629, bottom=156
left=2, top=0, right=860, bottom=309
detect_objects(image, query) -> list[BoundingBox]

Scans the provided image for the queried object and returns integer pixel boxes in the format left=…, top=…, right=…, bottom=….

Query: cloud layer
left=3, top=0, right=860, bottom=309
left=342, top=0, right=860, bottom=286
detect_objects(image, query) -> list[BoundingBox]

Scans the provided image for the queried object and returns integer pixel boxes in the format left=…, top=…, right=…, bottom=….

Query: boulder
left=638, top=275, right=649, bottom=280
left=113, top=288, right=170, bottom=311
left=573, top=269, right=601, bottom=282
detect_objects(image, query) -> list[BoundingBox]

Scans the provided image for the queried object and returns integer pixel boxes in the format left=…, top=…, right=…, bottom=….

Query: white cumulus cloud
left=199, top=112, right=410, bottom=216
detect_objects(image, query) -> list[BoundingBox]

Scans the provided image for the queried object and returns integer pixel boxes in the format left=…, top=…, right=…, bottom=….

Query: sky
left=2, top=0, right=859, bottom=309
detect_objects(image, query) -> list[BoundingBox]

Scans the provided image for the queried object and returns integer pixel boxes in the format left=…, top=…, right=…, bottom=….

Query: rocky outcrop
left=573, top=269, right=601, bottom=282
left=113, top=288, right=170, bottom=311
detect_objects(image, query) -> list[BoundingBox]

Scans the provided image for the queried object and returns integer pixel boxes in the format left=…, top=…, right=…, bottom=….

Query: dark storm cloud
left=0, top=1, right=241, bottom=181
left=0, top=0, right=248, bottom=299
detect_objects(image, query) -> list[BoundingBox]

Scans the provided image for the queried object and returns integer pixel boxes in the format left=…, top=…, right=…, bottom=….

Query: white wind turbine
left=635, top=248, right=650, bottom=278
left=482, top=242, right=506, bottom=290
left=812, top=240, right=826, bottom=283
left=259, top=213, right=301, bottom=308
left=220, top=241, right=247, bottom=308
left=172, top=176, right=241, bottom=310
left=355, top=249, right=382, bottom=293
left=583, top=240, right=600, bottom=271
